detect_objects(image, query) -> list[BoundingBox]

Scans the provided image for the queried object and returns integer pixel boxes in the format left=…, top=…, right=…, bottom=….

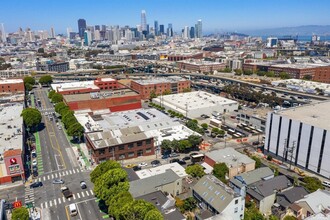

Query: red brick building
left=167, top=52, right=203, bottom=61
left=177, top=60, right=226, bottom=73
left=0, top=79, right=25, bottom=94
left=130, top=77, right=191, bottom=99
left=1, top=149, right=25, bottom=184
left=63, top=88, right=142, bottom=112
left=85, top=128, right=154, bottom=164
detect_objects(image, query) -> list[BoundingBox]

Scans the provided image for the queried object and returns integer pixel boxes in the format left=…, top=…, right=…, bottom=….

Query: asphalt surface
left=25, top=88, right=108, bottom=220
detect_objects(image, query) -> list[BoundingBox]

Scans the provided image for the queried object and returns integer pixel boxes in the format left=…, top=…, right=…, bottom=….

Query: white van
left=69, top=204, right=78, bottom=216
left=322, top=181, right=330, bottom=188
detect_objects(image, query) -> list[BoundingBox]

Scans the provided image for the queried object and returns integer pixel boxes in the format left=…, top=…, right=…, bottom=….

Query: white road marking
left=72, top=169, right=76, bottom=174
left=54, top=199, right=57, bottom=206
left=41, top=203, right=43, bottom=209
left=49, top=200, right=52, bottom=207
left=69, top=170, right=72, bottom=175
left=51, top=174, right=54, bottom=179
left=62, top=197, right=65, bottom=202
left=81, top=192, right=85, bottom=197
left=65, top=171, right=69, bottom=175
left=58, top=198, right=61, bottom=204
left=86, top=191, right=89, bottom=196
left=45, top=202, right=48, bottom=208
left=77, top=193, right=80, bottom=199
left=54, top=173, right=58, bottom=178
left=76, top=168, right=80, bottom=173
left=73, top=194, right=76, bottom=200
left=47, top=176, right=50, bottom=180
left=90, top=190, right=94, bottom=195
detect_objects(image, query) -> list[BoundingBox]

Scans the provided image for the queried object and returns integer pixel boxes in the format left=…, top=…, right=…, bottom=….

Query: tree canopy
left=39, top=75, right=53, bottom=85
left=12, top=207, right=29, bottom=220
left=21, top=108, right=42, bottom=130
left=67, top=122, right=84, bottom=138
left=301, top=176, right=324, bottom=193
left=51, top=93, right=63, bottom=103
left=251, top=156, right=262, bottom=169
left=213, top=163, right=229, bottom=183
left=185, top=164, right=205, bottom=178
left=90, top=160, right=121, bottom=183
left=119, top=199, right=158, bottom=220
left=23, top=76, right=35, bottom=85
left=48, top=90, right=56, bottom=99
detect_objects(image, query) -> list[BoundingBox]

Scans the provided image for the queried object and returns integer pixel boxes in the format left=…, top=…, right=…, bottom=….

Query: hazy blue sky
left=1, top=0, right=329, bottom=34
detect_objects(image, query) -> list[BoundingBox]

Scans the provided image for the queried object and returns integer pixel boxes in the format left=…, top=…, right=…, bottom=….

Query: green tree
left=251, top=156, right=262, bottom=169
left=67, top=122, right=84, bottom=138
left=244, top=201, right=265, bottom=220
left=48, top=90, right=55, bottom=99
left=62, top=110, right=74, bottom=123
left=213, top=163, right=229, bottom=183
left=25, top=83, right=33, bottom=91
left=265, top=71, right=275, bottom=77
left=90, top=160, right=121, bottom=183
left=23, top=76, right=35, bottom=86
left=303, top=75, right=313, bottom=80
left=178, top=140, right=192, bottom=152
left=55, top=102, right=67, bottom=114
left=107, top=191, right=133, bottom=219
left=39, top=75, right=53, bottom=85
left=183, top=88, right=192, bottom=93
left=223, top=67, right=232, bottom=73
left=269, top=215, right=279, bottom=220
left=160, top=139, right=172, bottom=150
left=119, top=200, right=157, bottom=220
left=12, top=207, right=29, bottom=220
left=144, top=209, right=164, bottom=220
left=150, top=90, right=157, bottom=99
left=279, top=72, right=291, bottom=79
left=188, top=135, right=202, bottom=147
left=234, top=69, right=243, bottom=75
left=64, top=116, right=78, bottom=129
left=21, top=108, right=42, bottom=130
left=301, top=176, right=324, bottom=193
left=162, top=90, right=171, bottom=95
left=51, top=93, right=63, bottom=103
left=185, top=164, right=205, bottom=178
left=183, top=197, right=197, bottom=211
left=243, top=70, right=253, bottom=75
left=283, top=216, right=296, bottom=220
left=201, top=123, right=208, bottom=130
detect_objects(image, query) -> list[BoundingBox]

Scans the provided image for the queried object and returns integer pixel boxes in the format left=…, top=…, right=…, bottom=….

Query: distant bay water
left=260, top=35, right=330, bottom=42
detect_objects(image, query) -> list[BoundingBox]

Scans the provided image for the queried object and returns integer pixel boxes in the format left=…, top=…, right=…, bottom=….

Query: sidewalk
left=0, top=181, right=23, bottom=190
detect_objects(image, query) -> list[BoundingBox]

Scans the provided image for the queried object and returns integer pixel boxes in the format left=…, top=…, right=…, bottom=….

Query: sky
left=1, top=0, right=330, bottom=34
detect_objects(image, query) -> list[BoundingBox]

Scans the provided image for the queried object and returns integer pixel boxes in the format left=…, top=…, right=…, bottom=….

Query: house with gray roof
left=246, top=175, right=293, bottom=215
left=289, top=189, right=330, bottom=219
left=129, top=169, right=182, bottom=198
left=229, top=167, right=274, bottom=197
left=192, top=175, right=245, bottom=220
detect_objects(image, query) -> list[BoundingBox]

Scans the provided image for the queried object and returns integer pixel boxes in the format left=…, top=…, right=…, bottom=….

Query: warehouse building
left=153, top=91, right=238, bottom=119
left=264, top=101, right=330, bottom=178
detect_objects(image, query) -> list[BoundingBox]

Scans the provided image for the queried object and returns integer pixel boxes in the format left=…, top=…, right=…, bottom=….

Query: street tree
left=25, top=83, right=33, bottom=91
left=67, top=122, right=84, bottom=138
left=119, top=199, right=158, bottom=220
left=55, top=102, right=67, bottom=114
left=283, top=216, right=296, bottom=220
left=160, top=139, right=172, bottom=150
left=188, top=135, right=202, bottom=147
left=201, top=123, right=208, bottom=130
left=12, top=207, right=29, bottom=220
left=144, top=209, right=164, bottom=220
left=251, top=156, right=262, bottom=168
left=301, top=176, right=324, bottom=193
left=48, top=90, right=55, bottom=99
left=51, top=93, right=63, bottom=103
left=185, top=164, right=205, bottom=178
left=279, top=72, right=291, bottom=79
left=150, top=90, right=157, bottom=100
left=23, top=76, right=35, bottom=86
left=213, top=163, right=229, bottom=183
left=39, top=75, right=53, bottom=85
left=64, top=116, right=78, bottom=129
left=107, top=191, right=133, bottom=219
left=90, top=160, right=121, bottom=183
left=21, top=108, right=42, bottom=130
left=178, top=140, right=192, bottom=152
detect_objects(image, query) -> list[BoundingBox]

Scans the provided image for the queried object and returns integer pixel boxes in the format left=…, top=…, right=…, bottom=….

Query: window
left=119, top=145, right=125, bottom=151
left=99, top=149, right=105, bottom=155
left=128, top=143, right=134, bottom=149
left=128, top=152, right=134, bottom=157
left=234, top=207, right=238, bottom=213
left=146, top=148, right=152, bottom=153
left=137, top=141, right=142, bottom=147
left=109, top=147, right=115, bottom=153
left=119, top=154, right=125, bottom=159
left=146, top=139, right=151, bottom=145
left=235, top=199, right=238, bottom=204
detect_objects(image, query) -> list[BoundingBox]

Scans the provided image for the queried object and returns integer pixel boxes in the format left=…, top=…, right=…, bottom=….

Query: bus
left=191, top=154, right=205, bottom=163
left=227, top=129, right=235, bottom=134
left=232, top=134, right=240, bottom=139
left=241, top=123, right=248, bottom=127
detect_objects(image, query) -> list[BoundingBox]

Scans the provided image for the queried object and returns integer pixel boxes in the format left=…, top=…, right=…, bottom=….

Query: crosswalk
left=25, top=187, right=35, bottom=205
left=40, top=189, right=94, bottom=209
left=36, top=168, right=84, bottom=182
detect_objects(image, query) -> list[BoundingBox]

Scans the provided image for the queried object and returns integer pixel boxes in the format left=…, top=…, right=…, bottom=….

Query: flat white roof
left=0, top=103, right=24, bottom=155
left=135, top=162, right=187, bottom=179
left=276, top=101, right=330, bottom=130
left=51, top=81, right=99, bottom=92
left=0, top=79, right=24, bottom=84
left=133, top=76, right=187, bottom=85
left=154, top=91, right=237, bottom=111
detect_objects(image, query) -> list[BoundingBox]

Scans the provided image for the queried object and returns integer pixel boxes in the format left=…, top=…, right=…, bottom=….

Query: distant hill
left=242, top=25, right=330, bottom=36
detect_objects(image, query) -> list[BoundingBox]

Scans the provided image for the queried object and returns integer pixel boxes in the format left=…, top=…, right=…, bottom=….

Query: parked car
left=80, top=181, right=87, bottom=189
left=252, top=141, right=260, bottom=145
left=170, top=153, right=179, bottom=158
left=52, top=179, right=64, bottom=184
left=182, top=156, right=191, bottom=161
left=30, top=181, right=43, bottom=189
left=31, top=150, right=37, bottom=158
left=161, top=154, right=169, bottom=159
left=170, top=159, right=180, bottom=163
left=132, top=166, right=141, bottom=171
left=125, top=164, right=136, bottom=168
left=138, top=162, right=148, bottom=167
left=189, top=152, right=199, bottom=157
left=151, top=160, right=161, bottom=167
left=32, top=159, right=37, bottom=167
left=178, top=160, right=187, bottom=165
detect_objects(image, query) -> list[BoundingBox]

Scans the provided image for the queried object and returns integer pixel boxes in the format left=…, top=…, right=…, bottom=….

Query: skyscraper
left=183, top=26, right=190, bottom=39
left=167, top=23, right=173, bottom=37
left=95, top=25, right=100, bottom=31
left=190, top=26, right=195, bottom=38
left=0, top=23, right=5, bottom=42
left=196, top=19, right=202, bottom=38
left=50, top=27, right=55, bottom=38
left=154, top=20, right=158, bottom=36
left=159, top=24, right=164, bottom=35
left=141, top=10, right=147, bottom=31
left=84, top=30, right=92, bottom=46
left=78, top=19, right=87, bottom=38
left=66, top=27, right=72, bottom=37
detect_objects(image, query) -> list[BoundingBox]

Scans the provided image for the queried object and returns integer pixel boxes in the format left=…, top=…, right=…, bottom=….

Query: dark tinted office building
left=159, top=25, right=164, bottom=34
left=78, top=19, right=87, bottom=38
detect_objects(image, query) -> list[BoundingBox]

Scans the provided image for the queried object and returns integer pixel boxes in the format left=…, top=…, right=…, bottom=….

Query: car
left=170, top=159, right=180, bottom=163
left=80, top=181, right=87, bottom=189
left=132, top=166, right=141, bottom=171
left=182, top=156, right=191, bottom=161
left=125, top=164, right=136, bottom=168
left=170, top=153, right=179, bottom=158
left=138, top=162, right=148, bottom=167
left=31, top=150, right=37, bottom=158
left=161, top=154, right=169, bottom=159
left=30, top=181, right=43, bottom=188
left=58, top=125, right=62, bottom=130
left=32, top=159, right=37, bottom=167
left=151, top=160, right=161, bottom=167
left=32, top=171, right=38, bottom=178
left=189, top=152, right=199, bottom=157
left=178, top=160, right=187, bottom=165
left=252, top=141, right=260, bottom=145
left=52, top=179, right=65, bottom=184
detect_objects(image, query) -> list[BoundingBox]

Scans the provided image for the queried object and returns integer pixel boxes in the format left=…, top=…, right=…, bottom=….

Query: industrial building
left=153, top=91, right=238, bottom=119
left=0, top=79, right=24, bottom=94
left=264, top=101, right=330, bottom=178
left=130, top=76, right=190, bottom=99
left=177, top=59, right=226, bottom=73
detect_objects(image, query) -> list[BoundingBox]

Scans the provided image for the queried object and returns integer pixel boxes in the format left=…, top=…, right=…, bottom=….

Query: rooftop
left=63, top=88, right=139, bottom=102
left=133, top=76, right=188, bottom=85
left=129, top=169, right=181, bottom=198
left=193, top=175, right=241, bottom=213
left=276, top=186, right=309, bottom=208
left=0, top=103, right=24, bottom=155
left=275, top=101, right=330, bottom=130
left=154, top=91, right=237, bottom=111
left=230, top=167, right=274, bottom=189
left=135, top=162, right=187, bottom=179
left=51, top=81, right=99, bottom=92
left=0, top=79, right=24, bottom=84
left=205, top=147, right=255, bottom=168
left=295, top=189, right=330, bottom=214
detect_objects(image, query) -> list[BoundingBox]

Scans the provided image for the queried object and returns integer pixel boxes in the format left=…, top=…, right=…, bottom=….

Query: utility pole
left=289, top=141, right=296, bottom=171
left=282, top=139, right=287, bottom=163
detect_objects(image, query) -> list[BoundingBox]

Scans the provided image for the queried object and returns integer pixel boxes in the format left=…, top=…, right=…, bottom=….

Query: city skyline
left=1, top=0, right=330, bottom=34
